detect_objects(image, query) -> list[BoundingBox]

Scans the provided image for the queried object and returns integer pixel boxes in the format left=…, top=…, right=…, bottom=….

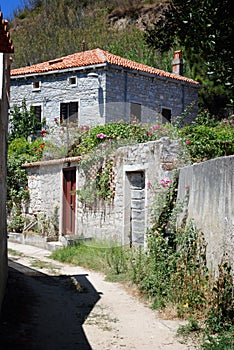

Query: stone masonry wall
left=10, top=67, right=199, bottom=128
left=27, top=164, right=62, bottom=217
left=106, top=69, right=199, bottom=124
left=10, top=69, right=107, bottom=128
left=76, top=137, right=181, bottom=245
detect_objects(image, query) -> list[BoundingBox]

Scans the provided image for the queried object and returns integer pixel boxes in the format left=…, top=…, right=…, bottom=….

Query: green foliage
left=9, top=99, right=45, bottom=142
left=68, top=122, right=178, bottom=157
left=67, top=121, right=179, bottom=206
left=179, top=113, right=234, bottom=161
left=10, top=0, right=164, bottom=71
left=145, top=0, right=234, bottom=117
left=7, top=137, right=44, bottom=231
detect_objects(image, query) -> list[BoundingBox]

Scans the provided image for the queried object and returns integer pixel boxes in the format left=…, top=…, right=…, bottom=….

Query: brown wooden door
left=62, top=168, right=76, bottom=235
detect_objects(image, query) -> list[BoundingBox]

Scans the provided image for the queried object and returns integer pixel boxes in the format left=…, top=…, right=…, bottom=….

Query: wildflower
left=151, top=125, right=161, bottom=131
left=39, top=144, right=45, bottom=149
left=54, top=118, right=58, bottom=122
left=147, top=181, right=152, bottom=189
left=185, top=185, right=190, bottom=190
left=148, top=132, right=152, bottom=137
left=97, top=133, right=107, bottom=139
left=81, top=125, right=90, bottom=131
left=40, top=129, right=47, bottom=137
left=160, top=178, right=173, bottom=188
left=183, top=302, right=189, bottom=308
left=186, top=140, right=191, bottom=145
left=25, top=187, right=29, bottom=191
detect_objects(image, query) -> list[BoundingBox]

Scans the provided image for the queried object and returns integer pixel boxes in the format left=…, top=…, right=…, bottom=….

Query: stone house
left=10, top=49, right=199, bottom=127
left=0, top=12, right=14, bottom=310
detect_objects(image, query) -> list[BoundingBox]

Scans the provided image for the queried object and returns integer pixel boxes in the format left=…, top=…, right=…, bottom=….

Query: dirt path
left=0, top=242, right=195, bottom=350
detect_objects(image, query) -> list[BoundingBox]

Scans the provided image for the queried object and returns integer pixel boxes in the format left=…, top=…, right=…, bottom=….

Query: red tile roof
left=0, top=12, right=14, bottom=53
left=11, top=48, right=198, bottom=85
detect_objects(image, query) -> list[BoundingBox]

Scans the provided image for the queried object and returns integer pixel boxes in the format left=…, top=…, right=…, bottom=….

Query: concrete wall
left=10, top=66, right=199, bottom=127
left=177, top=156, right=234, bottom=275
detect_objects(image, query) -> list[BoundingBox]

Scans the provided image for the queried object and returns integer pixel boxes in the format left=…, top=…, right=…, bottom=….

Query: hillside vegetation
left=8, top=0, right=233, bottom=118
left=9, top=0, right=170, bottom=71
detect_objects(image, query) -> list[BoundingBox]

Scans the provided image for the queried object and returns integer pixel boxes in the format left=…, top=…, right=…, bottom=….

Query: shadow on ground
left=0, top=259, right=101, bottom=350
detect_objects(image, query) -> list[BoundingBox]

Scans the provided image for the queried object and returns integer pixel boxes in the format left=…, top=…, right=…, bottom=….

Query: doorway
left=62, top=167, right=76, bottom=235
left=125, top=171, right=145, bottom=246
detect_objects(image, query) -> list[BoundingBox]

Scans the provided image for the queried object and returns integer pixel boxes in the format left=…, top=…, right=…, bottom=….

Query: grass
left=30, top=259, right=61, bottom=273
left=51, top=240, right=117, bottom=274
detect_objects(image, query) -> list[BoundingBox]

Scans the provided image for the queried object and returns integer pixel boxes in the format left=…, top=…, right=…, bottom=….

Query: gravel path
left=0, top=242, right=196, bottom=350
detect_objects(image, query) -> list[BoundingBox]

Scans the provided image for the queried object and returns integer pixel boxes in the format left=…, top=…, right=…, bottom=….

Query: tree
left=145, top=0, right=234, bottom=118
left=9, top=99, right=45, bottom=141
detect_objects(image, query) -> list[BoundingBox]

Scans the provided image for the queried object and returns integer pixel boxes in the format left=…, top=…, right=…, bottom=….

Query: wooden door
left=62, top=168, right=76, bottom=235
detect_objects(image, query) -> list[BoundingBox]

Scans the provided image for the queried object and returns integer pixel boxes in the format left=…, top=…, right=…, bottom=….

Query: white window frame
left=68, top=76, right=77, bottom=87
left=32, top=80, right=41, bottom=91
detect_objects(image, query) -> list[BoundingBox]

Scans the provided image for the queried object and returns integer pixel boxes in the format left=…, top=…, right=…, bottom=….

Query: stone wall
left=76, top=137, right=181, bottom=245
left=10, top=66, right=199, bottom=128
left=23, top=142, right=234, bottom=276
left=10, top=70, right=106, bottom=128
left=177, top=156, right=234, bottom=275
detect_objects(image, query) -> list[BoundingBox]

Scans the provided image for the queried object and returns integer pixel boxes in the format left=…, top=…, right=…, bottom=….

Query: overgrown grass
left=50, top=239, right=131, bottom=279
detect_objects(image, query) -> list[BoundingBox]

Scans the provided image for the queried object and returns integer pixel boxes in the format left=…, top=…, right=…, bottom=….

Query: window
left=32, top=81, right=41, bottom=91
left=68, top=76, right=77, bottom=86
left=60, top=102, right=78, bottom=124
left=130, top=102, right=141, bottom=123
left=162, top=108, right=171, bottom=123
left=32, top=105, right=42, bottom=123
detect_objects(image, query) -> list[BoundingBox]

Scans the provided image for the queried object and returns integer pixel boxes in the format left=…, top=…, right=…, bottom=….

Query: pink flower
left=97, top=133, right=107, bottom=139
left=151, top=125, right=161, bottom=131
left=185, top=185, right=190, bottom=190
left=148, top=132, right=152, bottom=137
left=25, top=187, right=29, bottom=191
left=186, top=140, right=191, bottom=145
left=147, top=181, right=152, bottom=189
left=160, top=178, right=173, bottom=188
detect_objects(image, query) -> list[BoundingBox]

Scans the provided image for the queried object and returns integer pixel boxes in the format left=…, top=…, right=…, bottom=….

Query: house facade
left=0, top=12, right=14, bottom=310
left=10, top=49, right=199, bottom=127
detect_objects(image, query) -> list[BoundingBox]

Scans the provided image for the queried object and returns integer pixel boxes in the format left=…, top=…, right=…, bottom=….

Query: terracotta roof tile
left=11, top=48, right=198, bottom=85
left=0, top=12, right=14, bottom=53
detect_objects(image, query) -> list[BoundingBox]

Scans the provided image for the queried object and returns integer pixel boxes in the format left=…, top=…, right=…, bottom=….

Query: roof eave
left=10, top=62, right=107, bottom=79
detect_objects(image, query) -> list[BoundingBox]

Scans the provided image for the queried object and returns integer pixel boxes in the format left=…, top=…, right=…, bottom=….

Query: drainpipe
left=124, top=70, right=128, bottom=120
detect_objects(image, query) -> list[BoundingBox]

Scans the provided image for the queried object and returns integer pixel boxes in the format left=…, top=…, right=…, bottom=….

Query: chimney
left=172, top=50, right=183, bottom=75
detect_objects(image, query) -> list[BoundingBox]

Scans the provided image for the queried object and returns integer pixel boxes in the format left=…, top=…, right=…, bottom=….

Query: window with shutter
left=60, top=102, right=78, bottom=124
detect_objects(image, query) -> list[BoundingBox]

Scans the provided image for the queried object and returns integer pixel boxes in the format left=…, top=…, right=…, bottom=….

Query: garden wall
left=177, top=155, right=234, bottom=276
left=76, top=137, right=181, bottom=245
